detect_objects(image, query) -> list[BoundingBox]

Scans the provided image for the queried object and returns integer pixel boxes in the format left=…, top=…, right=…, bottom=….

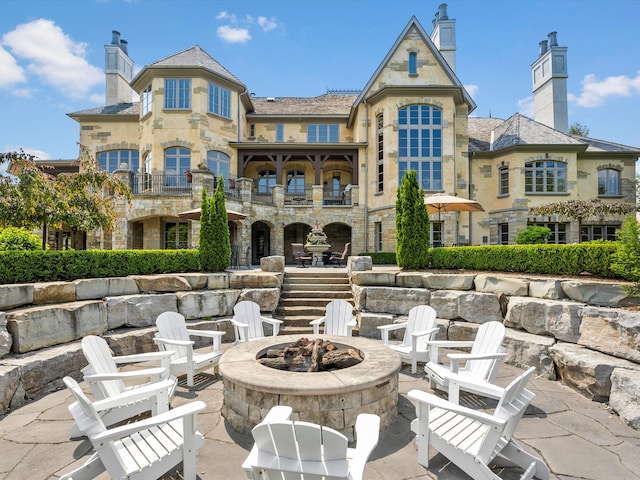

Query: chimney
left=430, top=3, right=457, bottom=72
left=104, top=31, right=134, bottom=106
left=531, top=31, right=568, bottom=133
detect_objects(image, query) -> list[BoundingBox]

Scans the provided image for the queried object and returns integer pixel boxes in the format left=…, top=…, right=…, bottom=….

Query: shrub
left=610, top=216, right=640, bottom=295
left=0, top=227, right=42, bottom=250
left=515, top=225, right=551, bottom=244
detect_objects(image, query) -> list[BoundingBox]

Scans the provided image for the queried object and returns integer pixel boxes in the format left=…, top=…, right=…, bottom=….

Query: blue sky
left=1, top=0, right=639, bottom=174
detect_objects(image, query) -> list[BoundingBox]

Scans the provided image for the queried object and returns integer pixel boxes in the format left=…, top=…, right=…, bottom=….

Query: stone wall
left=350, top=267, right=640, bottom=430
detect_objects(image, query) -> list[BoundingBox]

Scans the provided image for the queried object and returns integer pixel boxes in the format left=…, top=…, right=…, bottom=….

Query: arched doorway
left=283, top=222, right=312, bottom=264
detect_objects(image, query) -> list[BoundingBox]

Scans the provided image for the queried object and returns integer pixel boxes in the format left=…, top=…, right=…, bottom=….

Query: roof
left=250, top=94, right=358, bottom=116
left=68, top=102, right=139, bottom=117
left=138, top=45, right=243, bottom=85
left=469, top=114, right=640, bottom=154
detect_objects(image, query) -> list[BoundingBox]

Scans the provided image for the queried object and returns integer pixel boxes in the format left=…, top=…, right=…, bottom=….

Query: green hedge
left=359, top=252, right=397, bottom=265
left=0, top=250, right=200, bottom=284
left=428, top=243, right=619, bottom=278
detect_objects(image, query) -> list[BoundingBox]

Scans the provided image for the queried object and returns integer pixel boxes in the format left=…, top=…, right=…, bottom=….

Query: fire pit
left=257, top=337, right=363, bottom=372
left=219, top=335, right=401, bottom=441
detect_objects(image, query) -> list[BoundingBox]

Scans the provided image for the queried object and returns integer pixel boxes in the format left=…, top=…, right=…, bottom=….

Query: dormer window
left=409, top=52, right=417, bottom=75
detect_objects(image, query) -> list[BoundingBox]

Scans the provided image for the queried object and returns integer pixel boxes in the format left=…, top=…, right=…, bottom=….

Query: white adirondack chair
left=408, top=367, right=550, bottom=480
left=71, top=335, right=177, bottom=438
left=242, top=405, right=380, bottom=480
left=425, top=320, right=507, bottom=404
left=378, top=305, right=439, bottom=374
left=310, top=299, right=357, bottom=336
left=154, top=311, right=224, bottom=387
left=231, top=300, right=283, bottom=344
left=61, top=376, right=206, bottom=480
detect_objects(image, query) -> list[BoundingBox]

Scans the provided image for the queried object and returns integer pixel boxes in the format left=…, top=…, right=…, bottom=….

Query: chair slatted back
left=324, top=300, right=353, bottom=336
left=64, top=377, right=107, bottom=438
left=251, top=420, right=349, bottom=479
left=465, top=321, right=506, bottom=381
left=156, top=312, right=191, bottom=360
left=401, top=305, right=437, bottom=350
left=233, top=301, right=266, bottom=342
left=81, top=336, right=126, bottom=400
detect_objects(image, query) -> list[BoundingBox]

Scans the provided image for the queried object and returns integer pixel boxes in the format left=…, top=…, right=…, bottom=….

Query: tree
left=515, top=225, right=551, bottom=244
left=0, top=146, right=132, bottom=248
left=198, top=178, right=231, bottom=272
left=395, top=170, right=430, bottom=269
left=569, top=122, right=589, bottom=136
left=529, top=199, right=638, bottom=241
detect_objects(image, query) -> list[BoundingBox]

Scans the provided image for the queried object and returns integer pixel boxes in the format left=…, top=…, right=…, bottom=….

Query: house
left=65, top=4, right=638, bottom=262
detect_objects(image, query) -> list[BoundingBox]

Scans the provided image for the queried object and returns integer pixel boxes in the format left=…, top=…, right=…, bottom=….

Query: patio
left=1, top=345, right=639, bottom=479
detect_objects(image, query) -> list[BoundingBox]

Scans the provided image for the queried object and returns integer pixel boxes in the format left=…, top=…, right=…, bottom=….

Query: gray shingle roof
left=68, top=102, right=139, bottom=116
left=150, top=45, right=242, bottom=85
left=250, top=94, right=358, bottom=116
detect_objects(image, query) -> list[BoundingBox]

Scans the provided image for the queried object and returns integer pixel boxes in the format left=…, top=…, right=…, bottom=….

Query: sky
left=1, top=0, right=640, bottom=174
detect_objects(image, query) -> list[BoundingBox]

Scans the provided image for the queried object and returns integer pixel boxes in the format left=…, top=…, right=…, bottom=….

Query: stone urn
left=305, top=222, right=331, bottom=266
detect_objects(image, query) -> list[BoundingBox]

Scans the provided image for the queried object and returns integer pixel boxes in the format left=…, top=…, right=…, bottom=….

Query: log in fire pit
left=257, top=337, right=363, bottom=372
left=219, top=335, right=401, bottom=441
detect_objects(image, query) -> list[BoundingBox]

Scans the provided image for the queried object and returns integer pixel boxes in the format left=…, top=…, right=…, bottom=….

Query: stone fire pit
left=219, top=334, right=401, bottom=441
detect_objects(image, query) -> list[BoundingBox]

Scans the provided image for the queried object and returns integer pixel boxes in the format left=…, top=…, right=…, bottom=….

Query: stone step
left=284, top=278, right=350, bottom=286
left=279, top=297, right=351, bottom=307
left=281, top=291, right=352, bottom=300
left=285, top=271, right=347, bottom=279
left=282, top=284, right=350, bottom=292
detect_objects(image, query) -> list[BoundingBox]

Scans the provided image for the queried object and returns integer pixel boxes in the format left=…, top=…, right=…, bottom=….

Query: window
left=249, top=124, right=255, bottom=138
left=98, top=150, right=139, bottom=173
left=164, top=222, right=189, bottom=249
left=164, top=147, right=191, bottom=186
left=498, top=223, right=509, bottom=244
left=409, top=52, right=417, bottom=75
left=164, top=79, right=191, bottom=109
left=206, top=151, right=230, bottom=180
left=598, top=169, right=620, bottom=196
left=375, top=222, right=383, bottom=252
left=528, top=222, right=567, bottom=244
left=257, top=169, right=276, bottom=194
left=141, top=84, right=152, bottom=116
left=208, top=83, right=231, bottom=118
left=307, top=124, right=339, bottom=143
left=524, top=160, right=567, bottom=193
left=430, top=222, right=443, bottom=247
left=499, top=166, right=509, bottom=196
left=377, top=114, right=384, bottom=193
left=286, top=170, right=305, bottom=194
left=398, top=105, right=442, bottom=190
left=276, top=124, right=284, bottom=142
left=581, top=225, right=619, bottom=242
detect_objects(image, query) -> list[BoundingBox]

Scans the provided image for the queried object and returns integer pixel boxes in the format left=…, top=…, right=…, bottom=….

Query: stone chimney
left=430, top=3, right=456, bottom=72
left=104, top=30, right=134, bottom=106
left=531, top=31, right=568, bottom=133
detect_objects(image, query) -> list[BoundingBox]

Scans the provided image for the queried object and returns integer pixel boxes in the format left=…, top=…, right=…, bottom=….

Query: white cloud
left=464, top=83, right=478, bottom=97
left=257, top=16, right=278, bottom=32
left=2, top=19, right=102, bottom=100
left=216, top=11, right=237, bottom=22
left=569, top=71, right=640, bottom=107
left=0, top=45, right=26, bottom=88
left=217, top=25, right=252, bottom=43
left=517, top=96, right=534, bottom=118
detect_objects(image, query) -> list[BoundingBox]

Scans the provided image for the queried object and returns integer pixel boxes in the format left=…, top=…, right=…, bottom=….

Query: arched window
left=257, top=169, right=276, bottom=194
left=97, top=150, right=139, bottom=173
left=598, top=168, right=620, bottom=196
left=206, top=151, right=230, bottom=180
left=524, top=160, right=567, bottom=193
left=398, top=105, right=442, bottom=190
left=286, top=170, right=305, bottom=194
left=164, top=147, right=191, bottom=186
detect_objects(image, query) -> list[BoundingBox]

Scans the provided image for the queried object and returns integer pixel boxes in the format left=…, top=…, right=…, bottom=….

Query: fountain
left=305, top=221, right=331, bottom=266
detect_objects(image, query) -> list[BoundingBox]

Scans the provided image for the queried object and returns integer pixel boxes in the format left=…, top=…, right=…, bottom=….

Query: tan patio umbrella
left=424, top=194, right=484, bottom=245
left=178, top=207, right=247, bottom=221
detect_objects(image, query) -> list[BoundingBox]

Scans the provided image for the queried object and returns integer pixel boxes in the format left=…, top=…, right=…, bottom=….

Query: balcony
left=132, top=173, right=192, bottom=196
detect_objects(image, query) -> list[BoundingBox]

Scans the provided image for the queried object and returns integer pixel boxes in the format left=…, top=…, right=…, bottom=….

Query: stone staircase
left=274, top=270, right=354, bottom=335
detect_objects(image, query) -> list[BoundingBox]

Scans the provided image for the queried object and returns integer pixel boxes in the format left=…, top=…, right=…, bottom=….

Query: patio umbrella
left=178, top=207, right=247, bottom=221
left=424, top=194, right=484, bottom=245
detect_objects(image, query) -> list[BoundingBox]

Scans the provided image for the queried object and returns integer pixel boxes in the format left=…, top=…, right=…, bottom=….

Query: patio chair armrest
left=309, top=317, right=325, bottom=326
left=426, top=340, right=474, bottom=363
left=445, top=371, right=505, bottom=399
left=229, top=319, right=248, bottom=328
left=91, top=401, right=206, bottom=442
left=113, top=351, right=175, bottom=364
left=154, top=337, right=195, bottom=348
left=407, top=389, right=505, bottom=427
left=448, top=351, right=506, bottom=374
left=261, top=316, right=283, bottom=326
left=186, top=329, right=224, bottom=339
left=261, top=405, right=293, bottom=423
left=348, top=413, right=381, bottom=480
left=378, top=322, right=407, bottom=345
left=347, top=317, right=357, bottom=327
left=84, top=367, right=167, bottom=383
left=410, top=327, right=440, bottom=339
left=91, top=378, right=176, bottom=412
